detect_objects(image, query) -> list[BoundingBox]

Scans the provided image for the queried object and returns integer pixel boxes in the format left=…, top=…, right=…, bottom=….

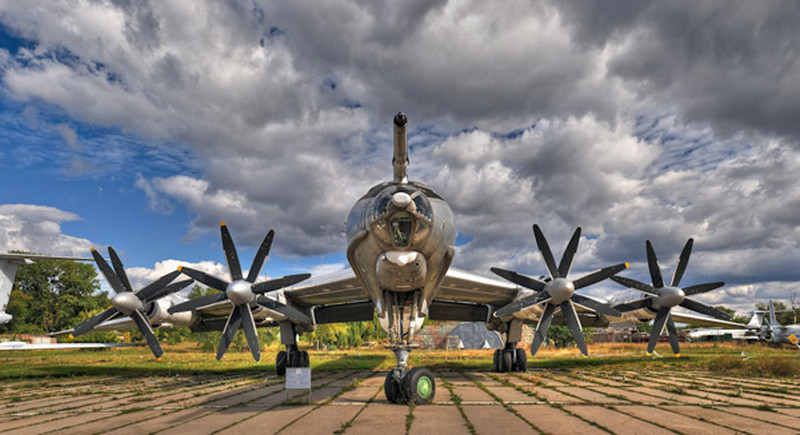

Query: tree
left=2, top=258, right=109, bottom=333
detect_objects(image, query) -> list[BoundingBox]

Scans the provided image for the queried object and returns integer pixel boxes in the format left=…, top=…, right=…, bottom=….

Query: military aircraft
left=56, top=113, right=736, bottom=405
left=757, top=300, right=800, bottom=349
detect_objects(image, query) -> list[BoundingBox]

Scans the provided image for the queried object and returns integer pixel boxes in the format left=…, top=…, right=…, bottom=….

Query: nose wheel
left=275, top=344, right=309, bottom=376
left=384, top=366, right=436, bottom=404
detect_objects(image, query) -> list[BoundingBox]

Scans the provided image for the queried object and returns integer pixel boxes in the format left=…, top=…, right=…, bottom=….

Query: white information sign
left=285, top=367, right=312, bottom=402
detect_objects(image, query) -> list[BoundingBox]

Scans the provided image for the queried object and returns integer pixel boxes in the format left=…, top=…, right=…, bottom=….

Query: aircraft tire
left=402, top=367, right=436, bottom=405
left=493, top=349, right=501, bottom=372
left=514, top=348, right=527, bottom=372
left=384, top=371, right=401, bottom=404
left=276, top=351, right=287, bottom=376
left=502, top=350, right=513, bottom=373
left=301, top=350, right=310, bottom=367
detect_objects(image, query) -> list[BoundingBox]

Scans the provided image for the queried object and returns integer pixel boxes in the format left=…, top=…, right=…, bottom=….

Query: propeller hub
left=112, top=292, right=144, bottom=315
left=227, top=280, right=255, bottom=306
left=656, top=286, right=685, bottom=308
left=545, top=278, right=575, bottom=304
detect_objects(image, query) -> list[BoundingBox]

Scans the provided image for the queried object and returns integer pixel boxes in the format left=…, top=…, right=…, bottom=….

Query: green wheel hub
left=416, top=376, right=433, bottom=398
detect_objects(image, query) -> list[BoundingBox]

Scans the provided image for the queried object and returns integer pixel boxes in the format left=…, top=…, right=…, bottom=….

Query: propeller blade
left=679, top=298, right=731, bottom=320
left=131, top=309, right=163, bottom=359
left=220, top=222, right=243, bottom=281
left=178, top=266, right=230, bottom=291
left=671, top=238, right=693, bottom=287
left=572, top=263, right=629, bottom=290
left=91, top=248, right=127, bottom=294
left=612, top=298, right=650, bottom=312
left=239, top=305, right=261, bottom=361
left=167, top=291, right=227, bottom=313
left=256, top=296, right=312, bottom=324
left=558, top=227, right=581, bottom=278
left=610, top=276, right=658, bottom=295
left=108, top=247, right=134, bottom=293
left=530, top=302, right=556, bottom=356
left=533, top=224, right=560, bottom=279
left=136, top=270, right=182, bottom=302
left=561, top=301, right=587, bottom=355
left=493, top=291, right=551, bottom=318
left=647, top=307, right=671, bottom=353
left=251, top=273, right=312, bottom=294
left=72, top=307, right=119, bottom=337
left=571, top=294, right=622, bottom=317
left=646, top=240, right=664, bottom=288
left=246, top=230, right=274, bottom=283
left=216, top=307, right=243, bottom=360
left=146, top=279, right=194, bottom=302
left=666, top=315, right=681, bottom=355
left=490, top=267, right=546, bottom=292
left=683, top=282, right=725, bottom=296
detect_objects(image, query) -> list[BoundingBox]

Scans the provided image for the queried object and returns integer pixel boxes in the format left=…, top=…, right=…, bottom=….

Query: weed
left=756, top=403, right=776, bottom=412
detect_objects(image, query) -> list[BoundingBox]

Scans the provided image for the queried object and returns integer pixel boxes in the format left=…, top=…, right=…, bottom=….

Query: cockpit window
left=412, top=194, right=432, bottom=220
left=391, top=215, right=413, bottom=247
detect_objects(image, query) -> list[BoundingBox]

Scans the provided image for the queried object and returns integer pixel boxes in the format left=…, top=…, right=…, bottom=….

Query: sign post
left=285, top=367, right=312, bottom=403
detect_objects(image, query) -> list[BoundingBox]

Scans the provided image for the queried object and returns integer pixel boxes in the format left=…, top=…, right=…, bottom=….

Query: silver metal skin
left=652, top=286, right=685, bottom=309
left=393, top=112, right=408, bottom=183
left=226, top=280, right=255, bottom=306
left=544, top=278, right=575, bottom=304
left=112, top=292, right=145, bottom=315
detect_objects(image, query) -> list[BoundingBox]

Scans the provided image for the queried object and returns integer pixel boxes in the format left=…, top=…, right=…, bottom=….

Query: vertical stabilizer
left=768, top=300, right=780, bottom=326
left=393, top=112, right=408, bottom=184
left=0, top=260, right=20, bottom=324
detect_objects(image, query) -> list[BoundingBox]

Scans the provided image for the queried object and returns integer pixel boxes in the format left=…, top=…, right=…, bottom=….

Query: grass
left=0, top=341, right=798, bottom=380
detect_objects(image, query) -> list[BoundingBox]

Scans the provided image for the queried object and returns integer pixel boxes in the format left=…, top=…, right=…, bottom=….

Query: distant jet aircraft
left=58, top=113, right=741, bottom=405
left=757, top=300, right=800, bottom=349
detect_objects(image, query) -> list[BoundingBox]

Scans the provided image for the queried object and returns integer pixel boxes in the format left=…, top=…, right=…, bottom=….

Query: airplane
left=56, top=113, right=738, bottom=405
left=606, top=239, right=734, bottom=356
left=757, top=300, right=800, bottom=349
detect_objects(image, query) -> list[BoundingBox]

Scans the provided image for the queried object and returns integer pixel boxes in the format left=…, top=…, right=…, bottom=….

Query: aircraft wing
left=0, top=341, right=141, bottom=350
left=50, top=316, right=139, bottom=338
left=670, top=310, right=748, bottom=328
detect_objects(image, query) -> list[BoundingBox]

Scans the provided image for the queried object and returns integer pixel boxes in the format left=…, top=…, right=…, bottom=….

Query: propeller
left=491, top=225, right=628, bottom=356
left=71, top=247, right=193, bottom=359
left=610, top=239, right=727, bottom=356
left=168, top=223, right=311, bottom=361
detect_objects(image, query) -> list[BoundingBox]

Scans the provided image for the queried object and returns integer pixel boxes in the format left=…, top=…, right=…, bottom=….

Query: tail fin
left=768, top=300, right=780, bottom=326
left=0, top=259, right=21, bottom=324
left=392, top=112, right=408, bottom=184
left=746, top=311, right=764, bottom=329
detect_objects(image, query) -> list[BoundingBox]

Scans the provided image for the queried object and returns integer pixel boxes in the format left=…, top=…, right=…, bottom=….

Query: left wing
left=669, top=310, right=748, bottom=329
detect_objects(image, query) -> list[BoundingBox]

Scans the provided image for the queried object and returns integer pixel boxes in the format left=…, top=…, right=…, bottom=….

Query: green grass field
left=1, top=342, right=798, bottom=380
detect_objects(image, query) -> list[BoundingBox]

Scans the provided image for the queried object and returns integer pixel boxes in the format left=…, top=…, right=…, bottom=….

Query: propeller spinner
left=492, top=225, right=628, bottom=356
left=168, top=223, right=311, bottom=361
left=611, top=238, right=727, bottom=356
left=71, top=247, right=193, bottom=359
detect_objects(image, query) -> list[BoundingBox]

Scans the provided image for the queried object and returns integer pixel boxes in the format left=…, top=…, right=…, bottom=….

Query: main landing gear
left=276, top=322, right=309, bottom=376
left=491, top=320, right=527, bottom=372
left=275, top=344, right=309, bottom=376
left=493, top=344, right=527, bottom=372
left=382, top=290, right=436, bottom=404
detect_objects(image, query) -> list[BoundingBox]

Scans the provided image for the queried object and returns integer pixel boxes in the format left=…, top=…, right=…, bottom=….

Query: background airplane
left=757, top=300, right=800, bottom=349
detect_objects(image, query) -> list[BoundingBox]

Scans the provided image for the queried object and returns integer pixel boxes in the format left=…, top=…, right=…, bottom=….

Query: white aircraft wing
left=669, top=310, right=748, bottom=328
left=50, top=316, right=138, bottom=338
left=0, top=341, right=141, bottom=350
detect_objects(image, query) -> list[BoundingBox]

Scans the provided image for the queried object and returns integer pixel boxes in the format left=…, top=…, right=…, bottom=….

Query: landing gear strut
left=381, top=290, right=436, bottom=404
left=492, top=321, right=527, bottom=372
left=276, top=322, right=309, bottom=376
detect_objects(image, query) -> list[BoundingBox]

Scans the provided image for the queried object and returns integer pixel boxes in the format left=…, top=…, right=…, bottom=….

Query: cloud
left=0, top=204, right=93, bottom=256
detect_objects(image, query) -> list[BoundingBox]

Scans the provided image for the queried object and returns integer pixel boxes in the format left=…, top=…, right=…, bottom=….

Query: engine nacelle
left=148, top=298, right=197, bottom=328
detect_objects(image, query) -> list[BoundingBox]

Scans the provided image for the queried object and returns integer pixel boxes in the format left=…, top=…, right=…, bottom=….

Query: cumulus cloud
left=0, top=204, right=93, bottom=256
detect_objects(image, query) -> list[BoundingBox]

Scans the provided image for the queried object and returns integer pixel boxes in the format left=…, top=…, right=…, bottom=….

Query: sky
left=1, top=0, right=799, bottom=315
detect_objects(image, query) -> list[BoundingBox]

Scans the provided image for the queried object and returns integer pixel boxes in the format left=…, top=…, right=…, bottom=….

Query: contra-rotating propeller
left=610, top=239, right=727, bottom=356
left=71, top=247, right=193, bottom=359
left=168, top=223, right=311, bottom=361
left=491, top=225, right=628, bottom=356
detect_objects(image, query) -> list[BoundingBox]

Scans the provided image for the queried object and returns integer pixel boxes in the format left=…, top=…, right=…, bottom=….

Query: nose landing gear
left=384, top=348, right=436, bottom=404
